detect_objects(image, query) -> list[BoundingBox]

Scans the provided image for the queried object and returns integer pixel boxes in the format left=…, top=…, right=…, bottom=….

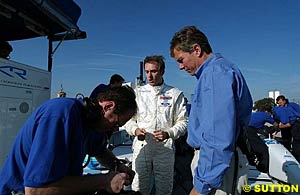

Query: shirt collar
left=147, top=82, right=165, bottom=95
left=194, top=53, right=216, bottom=79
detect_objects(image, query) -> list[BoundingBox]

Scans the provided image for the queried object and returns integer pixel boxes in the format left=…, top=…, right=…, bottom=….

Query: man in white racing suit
left=125, top=55, right=188, bottom=195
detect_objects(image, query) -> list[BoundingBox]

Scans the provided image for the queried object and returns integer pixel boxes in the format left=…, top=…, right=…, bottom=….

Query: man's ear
left=193, top=44, right=202, bottom=57
left=102, top=101, right=116, bottom=112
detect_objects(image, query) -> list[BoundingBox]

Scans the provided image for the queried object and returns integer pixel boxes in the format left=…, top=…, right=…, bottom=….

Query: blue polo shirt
left=287, top=102, right=300, bottom=118
left=249, top=111, right=275, bottom=129
left=188, top=53, right=252, bottom=194
left=0, top=98, right=106, bottom=194
left=272, top=106, right=296, bottom=125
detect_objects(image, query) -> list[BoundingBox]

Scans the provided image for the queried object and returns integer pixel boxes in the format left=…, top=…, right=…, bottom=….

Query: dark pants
left=248, top=126, right=269, bottom=172
left=280, top=126, right=292, bottom=151
left=291, top=120, right=300, bottom=160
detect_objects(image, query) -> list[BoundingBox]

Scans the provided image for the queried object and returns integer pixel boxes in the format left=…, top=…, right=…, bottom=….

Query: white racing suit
left=125, top=83, right=188, bottom=195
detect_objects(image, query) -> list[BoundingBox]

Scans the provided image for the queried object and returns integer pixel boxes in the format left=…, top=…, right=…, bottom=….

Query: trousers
left=191, top=148, right=248, bottom=195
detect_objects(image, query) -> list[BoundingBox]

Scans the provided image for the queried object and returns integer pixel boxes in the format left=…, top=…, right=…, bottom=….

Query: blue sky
left=9, top=0, right=300, bottom=102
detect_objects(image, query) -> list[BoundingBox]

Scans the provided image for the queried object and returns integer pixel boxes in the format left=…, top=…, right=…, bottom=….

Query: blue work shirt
left=272, top=106, right=296, bottom=125
left=0, top=98, right=106, bottom=194
left=287, top=102, right=300, bottom=118
left=249, top=111, right=275, bottom=129
left=188, top=53, right=253, bottom=194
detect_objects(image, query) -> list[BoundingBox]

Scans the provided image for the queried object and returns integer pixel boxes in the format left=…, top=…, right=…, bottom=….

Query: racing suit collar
left=148, top=82, right=165, bottom=95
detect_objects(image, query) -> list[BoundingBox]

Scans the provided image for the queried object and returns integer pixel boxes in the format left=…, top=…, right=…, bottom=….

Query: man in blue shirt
left=276, top=95, right=300, bottom=117
left=272, top=106, right=300, bottom=161
left=249, top=111, right=276, bottom=132
left=245, top=99, right=279, bottom=173
left=250, top=98, right=279, bottom=137
left=0, top=86, right=137, bottom=195
left=275, top=95, right=300, bottom=160
left=87, top=74, right=125, bottom=171
left=272, top=106, right=295, bottom=151
left=170, top=26, right=253, bottom=195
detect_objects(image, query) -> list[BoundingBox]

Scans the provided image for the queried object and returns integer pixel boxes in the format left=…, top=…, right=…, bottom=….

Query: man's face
left=144, top=61, right=163, bottom=86
left=277, top=99, right=286, bottom=107
left=172, top=48, right=201, bottom=76
left=101, top=104, right=135, bottom=133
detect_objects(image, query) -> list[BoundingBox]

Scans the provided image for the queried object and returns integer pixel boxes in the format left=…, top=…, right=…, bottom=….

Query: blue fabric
left=249, top=111, right=275, bottom=129
left=188, top=53, right=253, bottom=194
left=89, top=83, right=109, bottom=99
left=272, top=106, right=296, bottom=125
left=185, top=103, right=191, bottom=116
left=287, top=102, right=300, bottom=118
left=0, top=98, right=106, bottom=194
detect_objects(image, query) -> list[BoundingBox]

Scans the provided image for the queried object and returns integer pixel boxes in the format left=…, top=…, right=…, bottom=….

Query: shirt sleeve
left=193, top=69, right=236, bottom=194
left=167, top=92, right=188, bottom=139
left=265, top=113, right=275, bottom=124
left=124, top=114, right=139, bottom=136
left=124, top=88, right=139, bottom=136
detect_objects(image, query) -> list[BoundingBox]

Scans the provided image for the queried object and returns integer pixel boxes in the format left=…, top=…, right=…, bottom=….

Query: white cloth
left=125, top=83, right=188, bottom=195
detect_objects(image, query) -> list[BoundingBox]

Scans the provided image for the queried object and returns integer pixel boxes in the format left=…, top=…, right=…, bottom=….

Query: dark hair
left=0, top=41, right=13, bottom=52
left=170, top=25, right=212, bottom=57
left=276, top=95, right=289, bottom=104
left=143, top=55, right=165, bottom=74
left=96, top=85, right=137, bottom=115
left=109, top=74, right=125, bottom=85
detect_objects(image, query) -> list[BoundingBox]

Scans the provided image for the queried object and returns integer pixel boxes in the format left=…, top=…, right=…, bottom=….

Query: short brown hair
left=170, top=25, right=212, bottom=57
left=143, top=55, right=165, bottom=74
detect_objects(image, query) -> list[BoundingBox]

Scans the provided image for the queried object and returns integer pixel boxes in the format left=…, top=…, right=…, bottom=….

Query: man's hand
left=105, top=172, right=127, bottom=193
left=279, top=122, right=291, bottom=129
left=116, top=162, right=135, bottom=185
left=153, top=130, right=169, bottom=142
left=190, top=187, right=202, bottom=195
left=135, top=128, right=146, bottom=141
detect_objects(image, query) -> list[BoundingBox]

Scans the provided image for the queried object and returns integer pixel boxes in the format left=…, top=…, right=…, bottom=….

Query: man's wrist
left=163, top=131, right=170, bottom=140
left=112, top=159, right=123, bottom=172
